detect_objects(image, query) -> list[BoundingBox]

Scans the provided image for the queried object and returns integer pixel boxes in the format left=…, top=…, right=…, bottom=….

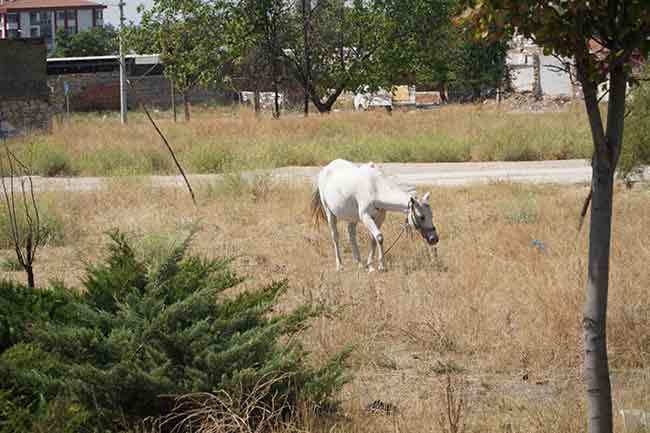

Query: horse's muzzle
left=426, top=232, right=439, bottom=245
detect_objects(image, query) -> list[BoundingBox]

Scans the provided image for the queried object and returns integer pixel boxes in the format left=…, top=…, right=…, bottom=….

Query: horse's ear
left=422, top=192, right=430, bottom=202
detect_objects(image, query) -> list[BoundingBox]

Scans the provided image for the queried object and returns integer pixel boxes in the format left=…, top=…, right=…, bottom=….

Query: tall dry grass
left=1, top=179, right=648, bottom=432
left=4, top=104, right=592, bottom=177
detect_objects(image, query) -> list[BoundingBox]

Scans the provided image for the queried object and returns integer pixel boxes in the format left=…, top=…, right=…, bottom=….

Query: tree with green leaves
left=126, top=0, right=231, bottom=121
left=51, top=25, right=118, bottom=58
left=462, top=2, right=650, bottom=433
left=446, top=25, right=508, bottom=100
left=356, top=0, right=508, bottom=102
left=619, top=63, right=650, bottom=178
left=235, top=0, right=293, bottom=117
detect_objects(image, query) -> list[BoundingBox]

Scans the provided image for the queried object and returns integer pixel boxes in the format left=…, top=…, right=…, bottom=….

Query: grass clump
left=0, top=230, right=349, bottom=432
left=0, top=202, right=65, bottom=249
left=501, top=191, right=539, bottom=224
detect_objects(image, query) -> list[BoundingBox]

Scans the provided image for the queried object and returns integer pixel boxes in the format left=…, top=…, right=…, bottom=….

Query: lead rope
left=383, top=200, right=415, bottom=258
left=382, top=222, right=409, bottom=257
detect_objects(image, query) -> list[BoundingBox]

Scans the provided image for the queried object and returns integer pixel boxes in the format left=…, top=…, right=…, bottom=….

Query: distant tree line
left=124, top=0, right=508, bottom=117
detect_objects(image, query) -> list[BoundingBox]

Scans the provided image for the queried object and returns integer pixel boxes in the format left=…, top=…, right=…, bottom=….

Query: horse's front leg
left=361, top=212, right=386, bottom=272
left=347, top=223, right=363, bottom=268
left=367, top=236, right=377, bottom=270
left=326, top=210, right=344, bottom=271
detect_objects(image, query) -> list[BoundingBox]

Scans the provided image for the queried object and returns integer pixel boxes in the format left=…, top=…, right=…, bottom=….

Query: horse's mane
left=369, top=163, right=416, bottom=197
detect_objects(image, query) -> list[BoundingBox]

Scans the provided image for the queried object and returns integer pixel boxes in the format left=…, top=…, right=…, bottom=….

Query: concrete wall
left=507, top=52, right=575, bottom=97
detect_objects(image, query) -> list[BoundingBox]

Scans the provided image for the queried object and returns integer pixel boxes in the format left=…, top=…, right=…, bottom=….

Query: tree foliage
left=126, top=0, right=231, bottom=100
left=126, top=0, right=508, bottom=113
left=620, top=64, right=650, bottom=176
left=51, top=25, right=118, bottom=58
left=0, top=230, right=349, bottom=432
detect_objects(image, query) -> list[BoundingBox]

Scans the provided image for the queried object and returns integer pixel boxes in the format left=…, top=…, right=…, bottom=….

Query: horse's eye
left=419, top=216, right=425, bottom=221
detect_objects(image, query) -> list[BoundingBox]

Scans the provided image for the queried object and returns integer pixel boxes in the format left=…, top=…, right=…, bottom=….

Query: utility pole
left=119, top=0, right=127, bottom=124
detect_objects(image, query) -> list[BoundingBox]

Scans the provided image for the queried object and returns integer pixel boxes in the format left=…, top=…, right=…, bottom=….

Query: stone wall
left=48, top=72, right=233, bottom=112
left=0, top=39, right=52, bottom=135
left=0, top=99, right=53, bottom=134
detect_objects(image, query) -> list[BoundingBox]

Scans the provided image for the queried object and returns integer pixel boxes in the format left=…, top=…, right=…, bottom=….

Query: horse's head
left=408, top=192, right=439, bottom=245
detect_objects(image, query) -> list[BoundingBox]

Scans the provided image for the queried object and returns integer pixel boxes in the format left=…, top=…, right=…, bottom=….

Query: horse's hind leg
left=326, top=209, right=343, bottom=271
left=347, top=223, right=362, bottom=268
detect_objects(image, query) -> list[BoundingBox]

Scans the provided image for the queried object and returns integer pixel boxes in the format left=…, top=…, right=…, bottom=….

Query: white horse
left=311, top=159, right=439, bottom=271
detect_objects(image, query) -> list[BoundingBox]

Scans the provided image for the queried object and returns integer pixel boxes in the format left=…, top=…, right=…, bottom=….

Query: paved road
left=4, top=159, right=596, bottom=193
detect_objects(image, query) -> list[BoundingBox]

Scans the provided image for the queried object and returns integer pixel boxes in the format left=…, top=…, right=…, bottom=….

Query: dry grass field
left=2, top=177, right=649, bottom=433
left=5, top=104, right=593, bottom=177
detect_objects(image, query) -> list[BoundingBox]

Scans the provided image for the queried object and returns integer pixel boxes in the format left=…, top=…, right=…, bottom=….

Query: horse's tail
left=310, top=188, right=326, bottom=228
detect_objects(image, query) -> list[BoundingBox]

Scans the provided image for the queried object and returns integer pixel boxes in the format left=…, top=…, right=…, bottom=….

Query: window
left=7, top=29, right=19, bottom=39
left=66, top=9, right=77, bottom=34
left=7, top=13, right=18, bottom=24
left=56, top=10, right=65, bottom=28
left=94, top=9, right=103, bottom=21
left=39, top=11, right=52, bottom=40
left=30, top=26, right=39, bottom=37
left=30, top=11, right=39, bottom=25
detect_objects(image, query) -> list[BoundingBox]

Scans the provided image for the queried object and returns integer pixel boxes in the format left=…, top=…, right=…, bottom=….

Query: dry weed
left=2, top=180, right=649, bottom=432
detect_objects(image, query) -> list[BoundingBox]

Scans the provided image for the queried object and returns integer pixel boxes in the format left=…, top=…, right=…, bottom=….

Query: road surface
left=3, top=159, right=597, bottom=193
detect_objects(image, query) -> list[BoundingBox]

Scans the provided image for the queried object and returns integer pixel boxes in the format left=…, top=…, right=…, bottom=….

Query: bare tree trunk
left=579, top=53, right=627, bottom=433
left=273, top=82, right=280, bottom=118
left=171, top=80, right=177, bottom=123
left=309, top=84, right=345, bottom=113
left=26, top=265, right=35, bottom=288
left=302, top=0, right=310, bottom=117
left=437, top=82, right=448, bottom=103
left=254, top=87, right=261, bottom=116
left=183, top=92, right=190, bottom=122
left=304, top=91, right=309, bottom=116
left=532, top=52, right=542, bottom=100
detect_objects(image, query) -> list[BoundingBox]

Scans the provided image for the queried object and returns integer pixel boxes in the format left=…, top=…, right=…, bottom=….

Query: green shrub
left=620, top=68, right=650, bottom=177
left=0, top=230, right=349, bottom=432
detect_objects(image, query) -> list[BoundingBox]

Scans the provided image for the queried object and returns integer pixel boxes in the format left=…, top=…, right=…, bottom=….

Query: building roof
left=0, top=0, right=106, bottom=13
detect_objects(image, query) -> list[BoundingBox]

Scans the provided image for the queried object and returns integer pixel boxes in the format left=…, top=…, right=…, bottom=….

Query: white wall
left=77, top=9, right=92, bottom=31
left=507, top=52, right=574, bottom=96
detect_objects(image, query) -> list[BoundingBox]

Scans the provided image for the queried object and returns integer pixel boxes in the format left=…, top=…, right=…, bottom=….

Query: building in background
left=0, top=0, right=106, bottom=52
left=507, top=35, right=577, bottom=98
